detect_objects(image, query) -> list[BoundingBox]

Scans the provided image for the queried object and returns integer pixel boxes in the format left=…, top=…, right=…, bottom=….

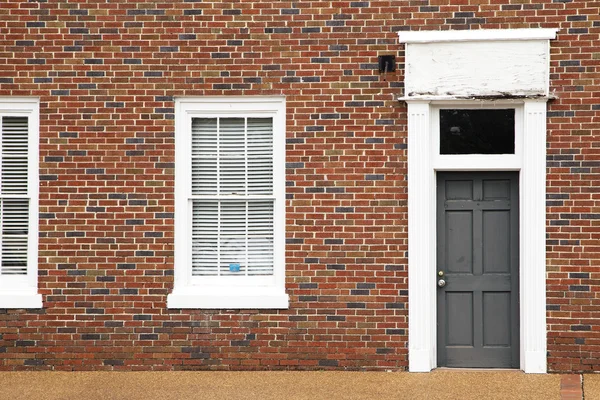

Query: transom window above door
left=440, top=109, right=515, bottom=155
left=431, top=105, right=523, bottom=171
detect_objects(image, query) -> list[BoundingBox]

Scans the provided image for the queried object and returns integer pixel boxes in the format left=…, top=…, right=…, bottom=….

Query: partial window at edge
left=440, top=109, right=515, bottom=155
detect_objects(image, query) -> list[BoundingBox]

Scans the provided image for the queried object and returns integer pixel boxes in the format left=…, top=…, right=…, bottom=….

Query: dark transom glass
left=440, top=109, right=515, bottom=155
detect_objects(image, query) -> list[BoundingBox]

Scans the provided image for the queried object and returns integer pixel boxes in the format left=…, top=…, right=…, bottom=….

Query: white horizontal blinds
left=247, top=201, right=274, bottom=275
left=191, top=118, right=217, bottom=195
left=1, top=200, right=29, bottom=275
left=1, top=117, right=28, bottom=194
left=191, top=201, right=218, bottom=276
left=0, top=116, right=29, bottom=276
left=219, top=118, right=246, bottom=195
left=190, top=116, right=275, bottom=277
left=219, top=201, right=246, bottom=276
left=247, top=118, right=273, bottom=194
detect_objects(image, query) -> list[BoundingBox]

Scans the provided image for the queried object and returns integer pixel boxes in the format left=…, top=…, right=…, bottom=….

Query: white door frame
left=407, top=99, right=548, bottom=373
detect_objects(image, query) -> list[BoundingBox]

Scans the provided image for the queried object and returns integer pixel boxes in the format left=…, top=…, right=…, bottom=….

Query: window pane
left=1, top=199, right=28, bottom=275
left=191, top=201, right=218, bottom=276
left=440, top=109, right=515, bottom=155
left=1, top=117, right=28, bottom=194
left=191, top=200, right=274, bottom=277
left=219, top=118, right=246, bottom=195
left=191, top=117, right=274, bottom=196
left=247, top=118, right=273, bottom=195
left=191, top=118, right=217, bottom=195
left=247, top=201, right=274, bottom=276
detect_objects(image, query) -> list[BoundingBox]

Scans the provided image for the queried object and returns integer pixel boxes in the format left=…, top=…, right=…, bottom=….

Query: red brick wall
left=0, top=0, right=598, bottom=372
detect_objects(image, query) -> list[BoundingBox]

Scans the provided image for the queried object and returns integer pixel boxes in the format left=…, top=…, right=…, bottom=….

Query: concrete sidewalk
left=0, top=370, right=569, bottom=400
left=584, top=375, right=600, bottom=400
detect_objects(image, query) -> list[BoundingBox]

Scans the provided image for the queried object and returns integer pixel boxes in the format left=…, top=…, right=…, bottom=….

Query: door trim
left=407, top=99, right=547, bottom=373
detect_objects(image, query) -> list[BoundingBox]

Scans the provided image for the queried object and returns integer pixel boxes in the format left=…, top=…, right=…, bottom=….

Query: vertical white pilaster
left=407, top=101, right=435, bottom=372
left=521, top=100, right=547, bottom=373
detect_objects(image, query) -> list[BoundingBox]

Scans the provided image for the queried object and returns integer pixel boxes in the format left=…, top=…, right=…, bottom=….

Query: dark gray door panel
left=437, top=172, right=519, bottom=369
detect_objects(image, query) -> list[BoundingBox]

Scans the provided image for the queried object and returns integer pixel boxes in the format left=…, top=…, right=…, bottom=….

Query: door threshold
left=435, top=367, right=522, bottom=372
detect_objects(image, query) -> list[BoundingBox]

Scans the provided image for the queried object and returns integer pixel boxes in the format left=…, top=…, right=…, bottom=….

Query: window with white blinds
left=0, top=116, right=29, bottom=276
left=0, top=98, right=41, bottom=309
left=191, top=117, right=275, bottom=277
left=169, top=97, right=287, bottom=309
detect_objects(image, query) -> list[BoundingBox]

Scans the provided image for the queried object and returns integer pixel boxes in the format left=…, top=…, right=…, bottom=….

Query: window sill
left=0, top=290, right=42, bottom=309
left=167, top=287, right=289, bottom=309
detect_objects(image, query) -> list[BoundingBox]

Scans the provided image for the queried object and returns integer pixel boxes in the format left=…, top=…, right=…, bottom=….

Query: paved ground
left=584, top=374, right=600, bottom=400
left=0, top=370, right=565, bottom=400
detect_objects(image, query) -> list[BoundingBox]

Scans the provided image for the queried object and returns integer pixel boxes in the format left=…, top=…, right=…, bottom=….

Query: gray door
left=437, top=172, right=519, bottom=368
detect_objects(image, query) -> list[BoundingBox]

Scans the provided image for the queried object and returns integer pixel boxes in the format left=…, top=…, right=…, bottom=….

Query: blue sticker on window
left=229, top=263, right=240, bottom=272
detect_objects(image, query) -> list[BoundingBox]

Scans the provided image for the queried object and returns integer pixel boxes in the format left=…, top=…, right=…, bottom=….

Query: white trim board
left=406, top=99, right=547, bottom=374
left=398, top=28, right=558, bottom=43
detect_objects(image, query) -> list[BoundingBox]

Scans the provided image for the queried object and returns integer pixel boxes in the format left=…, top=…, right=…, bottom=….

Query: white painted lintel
left=398, top=28, right=558, bottom=43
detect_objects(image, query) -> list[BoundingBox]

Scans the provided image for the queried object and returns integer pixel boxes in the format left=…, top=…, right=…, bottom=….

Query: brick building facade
left=0, top=0, right=598, bottom=372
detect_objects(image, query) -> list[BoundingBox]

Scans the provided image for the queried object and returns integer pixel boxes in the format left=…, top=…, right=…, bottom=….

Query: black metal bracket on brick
left=378, top=55, right=396, bottom=73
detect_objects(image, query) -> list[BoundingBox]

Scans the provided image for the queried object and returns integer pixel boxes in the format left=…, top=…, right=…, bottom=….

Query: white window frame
left=0, top=97, right=42, bottom=309
left=168, top=96, right=288, bottom=309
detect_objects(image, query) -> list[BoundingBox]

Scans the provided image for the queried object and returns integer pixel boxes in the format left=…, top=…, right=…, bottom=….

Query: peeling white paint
left=404, top=40, right=550, bottom=98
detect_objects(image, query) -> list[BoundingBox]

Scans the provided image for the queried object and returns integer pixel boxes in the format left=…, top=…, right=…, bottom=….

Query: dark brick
left=346, top=302, right=366, bottom=308
left=571, top=325, right=591, bottom=331
left=140, top=334, right=158, bottom=340
left=569, top=285, right=589, bottom=291
left=81, top=334, right=101, bottom=340
left=104, top=360, right=124, bottom=366
left=385, top=329, right=405, bottom=335
left=569, top=273, right=589, bottom=279
left=319, top=359, right=338, bottom=367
